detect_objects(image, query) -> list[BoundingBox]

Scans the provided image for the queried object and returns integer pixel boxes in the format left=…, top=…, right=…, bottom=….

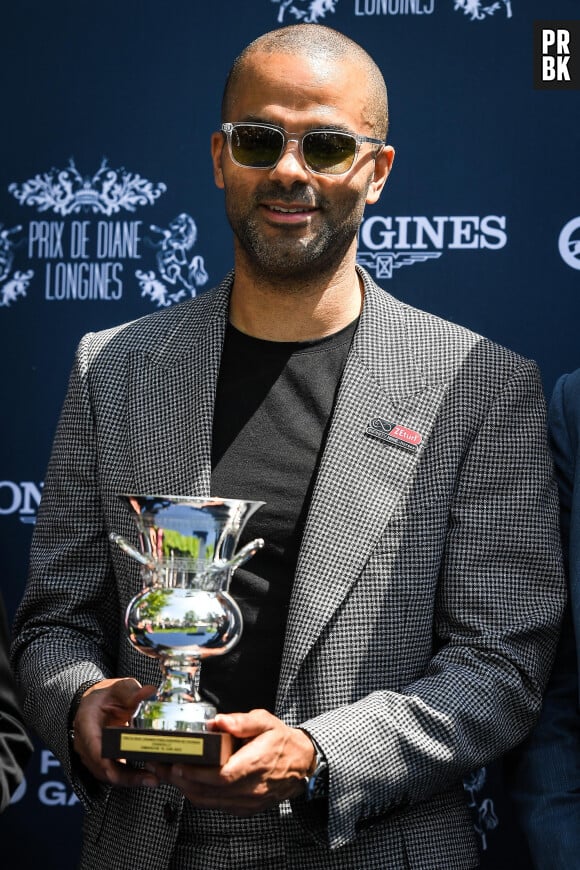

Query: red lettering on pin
left=389, top=425, right=422, bottom=446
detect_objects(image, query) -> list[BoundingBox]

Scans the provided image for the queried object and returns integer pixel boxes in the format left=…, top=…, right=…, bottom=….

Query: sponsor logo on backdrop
left=272, top=0, right=437, bottom=20
left=2, top=159, right=209, bottom=309
left=0, top=481, right=43, bottom=524
left=270, top=1, right=516, bottom=21
left=357, top=214, right=507, bottom=278
left=355, top=0, right=434, bottom=15
left=559, top=217, right=580, bottom=270
left=10, top=750, right=80, bottom=808
left=454, top=0, right=512, bottom=21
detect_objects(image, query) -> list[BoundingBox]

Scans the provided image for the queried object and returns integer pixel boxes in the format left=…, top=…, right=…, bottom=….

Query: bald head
left=221, top=25, right=389, bottom=140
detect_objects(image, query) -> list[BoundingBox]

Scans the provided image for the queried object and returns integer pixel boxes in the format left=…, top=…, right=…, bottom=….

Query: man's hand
left=146, top=709, right=316, bottom=815
left=71, top=677, right=160, bottom=789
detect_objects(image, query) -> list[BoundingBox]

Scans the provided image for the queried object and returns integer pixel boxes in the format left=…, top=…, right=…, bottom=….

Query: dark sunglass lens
left=231, top=125, right=283, bottom=168
left=303, top=132, right=357, bottom=174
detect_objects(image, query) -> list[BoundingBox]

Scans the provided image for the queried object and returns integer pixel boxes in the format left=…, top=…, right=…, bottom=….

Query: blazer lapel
left=277, top=274, right=450, bottom=706
left=127, top=279, right=231, bottom=496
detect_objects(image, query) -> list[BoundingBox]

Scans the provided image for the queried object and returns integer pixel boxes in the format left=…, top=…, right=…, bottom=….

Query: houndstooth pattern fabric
left=11, top=268, right=565, bottom=869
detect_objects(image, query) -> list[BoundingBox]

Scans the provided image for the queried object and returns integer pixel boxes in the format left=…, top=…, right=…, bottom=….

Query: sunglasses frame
left=221, top=122, right=385, bottom=176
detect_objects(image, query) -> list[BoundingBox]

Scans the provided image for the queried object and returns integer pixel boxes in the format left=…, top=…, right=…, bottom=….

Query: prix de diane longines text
left=28, top=219, right=141, bottom=301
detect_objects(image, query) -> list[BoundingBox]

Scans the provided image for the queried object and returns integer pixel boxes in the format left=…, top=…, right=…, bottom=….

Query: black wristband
left=303, top=734, right=329, bottom=801
left=68, top=680, right=100, bottom=735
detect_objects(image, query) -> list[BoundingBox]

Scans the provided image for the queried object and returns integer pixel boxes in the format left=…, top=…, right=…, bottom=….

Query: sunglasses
left=221, top=122, right=385, bottom=176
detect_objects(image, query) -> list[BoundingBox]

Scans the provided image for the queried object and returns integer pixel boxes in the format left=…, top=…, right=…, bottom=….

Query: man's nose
left=269, top=138, right=311, bottom=186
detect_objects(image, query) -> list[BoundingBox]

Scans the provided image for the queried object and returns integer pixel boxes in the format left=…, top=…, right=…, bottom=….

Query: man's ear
left=211, top=131, right=225, bottom=189
left=366, top=145, right=395, bottom=205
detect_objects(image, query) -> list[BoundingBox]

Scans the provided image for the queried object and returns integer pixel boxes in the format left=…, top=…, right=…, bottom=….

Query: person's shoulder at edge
left=552, top=368, right=580, bottom=425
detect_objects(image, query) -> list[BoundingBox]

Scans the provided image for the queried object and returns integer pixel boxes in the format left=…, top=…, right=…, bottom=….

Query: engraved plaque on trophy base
left=102, top=726, right=235, bottom=766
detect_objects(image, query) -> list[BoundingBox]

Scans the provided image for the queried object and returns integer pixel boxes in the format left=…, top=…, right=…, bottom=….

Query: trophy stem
left=132, top=654, right=217, bottom=733
left=159, top=655, right=201, bottom=703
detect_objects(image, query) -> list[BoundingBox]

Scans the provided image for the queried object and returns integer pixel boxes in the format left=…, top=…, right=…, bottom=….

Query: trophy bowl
left=101, top=494, right=264, bottom=765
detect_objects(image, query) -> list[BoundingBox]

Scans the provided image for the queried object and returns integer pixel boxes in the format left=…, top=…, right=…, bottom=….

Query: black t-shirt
left=202, top=317, right=358, bottom=713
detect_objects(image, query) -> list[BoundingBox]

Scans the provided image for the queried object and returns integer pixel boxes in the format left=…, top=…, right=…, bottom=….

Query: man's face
left=211, top=51, right=393, bottom=283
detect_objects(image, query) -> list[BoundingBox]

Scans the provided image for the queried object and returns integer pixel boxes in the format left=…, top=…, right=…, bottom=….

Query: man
left=11, top=24, right=565, bottom=870
left=0, top=591, right=32, bottom=813
left=508, top=369, right=580, bottom=868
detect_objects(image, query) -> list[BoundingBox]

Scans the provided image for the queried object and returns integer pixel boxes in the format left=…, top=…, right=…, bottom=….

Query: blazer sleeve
left=10, top=333, right=118, bottom=807
left=295, top=359, right=566, bottom=849
left=506, top=371, right=580, bottom=868
left=0, top=592, right=33, bottom=813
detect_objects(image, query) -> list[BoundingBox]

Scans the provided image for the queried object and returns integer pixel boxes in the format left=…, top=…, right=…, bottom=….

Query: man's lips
left=260, top=201, right=319, bottom=224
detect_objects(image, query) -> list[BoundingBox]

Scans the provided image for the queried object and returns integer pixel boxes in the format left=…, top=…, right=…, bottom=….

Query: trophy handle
left=216, top=537, right=264, bottom=573
left=109, top=533, right=155, bottom=569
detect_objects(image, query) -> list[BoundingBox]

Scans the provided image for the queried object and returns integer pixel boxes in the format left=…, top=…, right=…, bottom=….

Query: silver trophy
left=102, top=494, right=264, bottom=764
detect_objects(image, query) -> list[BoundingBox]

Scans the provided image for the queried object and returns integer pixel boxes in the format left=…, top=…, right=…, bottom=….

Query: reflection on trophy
left=101, top=494, right=264, bottom=765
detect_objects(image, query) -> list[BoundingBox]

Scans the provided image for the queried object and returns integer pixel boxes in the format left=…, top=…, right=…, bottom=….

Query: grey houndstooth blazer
left=12, top=268, right=565, bottom=869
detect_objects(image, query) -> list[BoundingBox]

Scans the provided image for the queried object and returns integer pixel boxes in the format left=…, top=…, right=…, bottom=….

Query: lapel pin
left=365, top=418, right=422, bottom=453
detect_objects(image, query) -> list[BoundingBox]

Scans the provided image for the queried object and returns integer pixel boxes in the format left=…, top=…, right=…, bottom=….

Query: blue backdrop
left=1, top=1, right=578, bottom=867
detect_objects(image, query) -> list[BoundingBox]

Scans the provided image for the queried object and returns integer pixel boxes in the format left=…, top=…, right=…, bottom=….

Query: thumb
left=212, top=708, right=278, bottom=738
left=99, top=679, right=155, bottom=713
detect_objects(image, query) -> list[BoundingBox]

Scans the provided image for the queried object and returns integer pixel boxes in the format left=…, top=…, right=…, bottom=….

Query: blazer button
left=163, top=802, right=178, bottom=824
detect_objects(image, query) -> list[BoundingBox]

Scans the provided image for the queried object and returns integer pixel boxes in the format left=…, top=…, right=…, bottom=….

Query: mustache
left=253, top=182, right=325, bottom=208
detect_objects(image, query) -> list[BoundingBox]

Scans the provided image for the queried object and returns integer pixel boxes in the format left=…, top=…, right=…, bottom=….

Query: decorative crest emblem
left=8, top=158, right=167, bottom=217
left=136, top=213, right=209, bottom=307
left=463, top=768, right=499, bottom=852
left=0, top=224, right=34, bottom=307
left=453, top=0, right=512, bottom=20
left=272, top=0, right=338, bottom=25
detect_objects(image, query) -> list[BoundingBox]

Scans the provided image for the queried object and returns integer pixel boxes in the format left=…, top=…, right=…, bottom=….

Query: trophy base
left=102, top=726, right=235, bottom=765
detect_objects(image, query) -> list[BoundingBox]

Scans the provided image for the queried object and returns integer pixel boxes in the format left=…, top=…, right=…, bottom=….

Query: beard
left=223, top=180, right=368, bottom=284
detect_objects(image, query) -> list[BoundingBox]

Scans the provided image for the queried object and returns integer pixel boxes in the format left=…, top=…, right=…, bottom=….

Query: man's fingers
left=80, top=755, right=159, bottom=789
left=71, top=677, right=161, bottom=790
